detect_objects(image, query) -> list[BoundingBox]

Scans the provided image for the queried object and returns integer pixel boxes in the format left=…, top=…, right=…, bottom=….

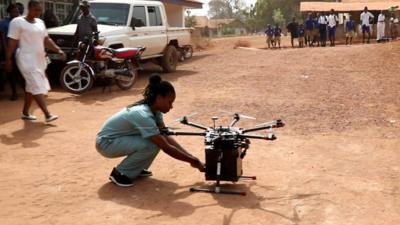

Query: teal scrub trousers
left=96, top=135, right=160, bottom=179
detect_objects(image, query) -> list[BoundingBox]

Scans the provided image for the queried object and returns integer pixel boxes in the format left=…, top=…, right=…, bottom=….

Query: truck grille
left=49, top=34, right=75, bottom=48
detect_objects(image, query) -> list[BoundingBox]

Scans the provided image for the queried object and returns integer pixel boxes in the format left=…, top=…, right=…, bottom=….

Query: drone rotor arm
left=183, top=121, right=209, bottom=131
left=239, top=134, right=276, bottom=141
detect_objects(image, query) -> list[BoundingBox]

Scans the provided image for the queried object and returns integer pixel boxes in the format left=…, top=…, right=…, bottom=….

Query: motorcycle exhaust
left=103, top=69, right=133, bottom=82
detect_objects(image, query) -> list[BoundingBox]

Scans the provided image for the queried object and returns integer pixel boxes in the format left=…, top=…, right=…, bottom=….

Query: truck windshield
left=69, top=3, right=130, bottom=26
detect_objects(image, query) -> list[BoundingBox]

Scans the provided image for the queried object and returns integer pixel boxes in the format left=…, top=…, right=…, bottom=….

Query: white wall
left=164, top=3, right=185, bottom=27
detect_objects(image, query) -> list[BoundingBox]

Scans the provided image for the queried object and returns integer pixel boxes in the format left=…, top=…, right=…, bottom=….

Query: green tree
left=208, top=0, right=246, bottom=19
left=185, top=10, right=197, bottom=28
left=272, top=8, right=285, bottom=25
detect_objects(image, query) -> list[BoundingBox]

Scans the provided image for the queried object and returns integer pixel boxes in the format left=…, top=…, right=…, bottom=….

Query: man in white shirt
left=360, top=6, right=375, bottom=43
left=377, top=10, right=385, bottom=42
left=327, top=9, right=339, bottom=46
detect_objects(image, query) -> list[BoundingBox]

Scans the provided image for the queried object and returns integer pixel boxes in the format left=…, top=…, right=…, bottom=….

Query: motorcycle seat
left=113, top=48, right=140, bottom=58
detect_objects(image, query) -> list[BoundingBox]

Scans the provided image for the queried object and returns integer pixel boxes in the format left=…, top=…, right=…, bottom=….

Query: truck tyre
left=161, top=45, right=178, bottom=73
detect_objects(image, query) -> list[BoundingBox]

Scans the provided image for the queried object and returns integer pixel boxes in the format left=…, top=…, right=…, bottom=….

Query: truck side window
left=155, top=7, right=163, bottom=26
left=148, top=6, right=162, bottom=26
left=132, top=6, right=146, bottom=27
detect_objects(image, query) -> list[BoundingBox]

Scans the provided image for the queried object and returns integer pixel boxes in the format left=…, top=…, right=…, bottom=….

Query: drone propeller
left=136, top=126, right=181, bottom=131
left=254, top=119, right=283, bottom=128
left=171, top=112, right=198, bottom=123
left=220, top=110, right=256, bottom=120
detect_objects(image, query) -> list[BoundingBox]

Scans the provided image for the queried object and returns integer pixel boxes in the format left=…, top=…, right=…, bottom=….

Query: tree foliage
left=185, top=11, right=197, bottom=28
left=208, top=0, right=246, bottom=19
left=207, top=0, right=335, bottom=32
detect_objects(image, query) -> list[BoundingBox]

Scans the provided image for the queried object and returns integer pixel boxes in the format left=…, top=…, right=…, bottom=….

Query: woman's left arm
left=44, top=36, right=66, bottom=60
left=158, top=121, right=193, bottom=155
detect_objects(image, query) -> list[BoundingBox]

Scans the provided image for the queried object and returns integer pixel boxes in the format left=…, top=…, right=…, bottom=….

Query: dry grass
left=192, top=37, right=214, bottom=50
left=233, top=39, right=251, bottom=48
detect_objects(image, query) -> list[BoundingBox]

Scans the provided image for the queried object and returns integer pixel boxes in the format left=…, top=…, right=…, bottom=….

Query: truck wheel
left=161, top=45, right=178, bottom=73
left=60, top=64, right=93, bottom=94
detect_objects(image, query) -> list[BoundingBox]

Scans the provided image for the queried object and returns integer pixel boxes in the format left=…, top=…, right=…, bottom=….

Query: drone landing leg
left=189, top=186, right=246, bottom=195
left=239, top=176, right=257, bottom=180
left=189, top=151, right=246, bottom=196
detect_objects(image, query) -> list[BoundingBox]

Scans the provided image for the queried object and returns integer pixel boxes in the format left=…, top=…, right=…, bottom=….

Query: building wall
left=1, top=0, right=73, bottom=23
left=164, top=3, right=185, bottom=27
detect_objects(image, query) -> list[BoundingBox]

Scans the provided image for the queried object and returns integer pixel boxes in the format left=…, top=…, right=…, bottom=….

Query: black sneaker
left=139, top=169, right=153, bottom=177
left=109, top=168, right=134, bottom=187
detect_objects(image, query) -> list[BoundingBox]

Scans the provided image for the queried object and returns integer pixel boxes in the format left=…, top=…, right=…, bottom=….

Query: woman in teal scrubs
left=96, top=74, right=205, bottom=187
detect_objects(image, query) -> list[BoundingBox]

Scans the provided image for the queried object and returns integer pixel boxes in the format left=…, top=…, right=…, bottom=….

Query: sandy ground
left=0, top=36, right=399, bottom=225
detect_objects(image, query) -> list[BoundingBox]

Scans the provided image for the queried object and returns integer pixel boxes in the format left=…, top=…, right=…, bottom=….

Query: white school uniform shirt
left=360, top=11, right=374, bottom=26
left=378, top=13, right=385, bottom=22
left=318, top=15, right=327, bottom=25
left=327, top=14, right=338, bottom=27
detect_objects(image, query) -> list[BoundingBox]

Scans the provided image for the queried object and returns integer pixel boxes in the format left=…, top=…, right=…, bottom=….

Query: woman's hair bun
left=149, top=74, right=162, bottom=85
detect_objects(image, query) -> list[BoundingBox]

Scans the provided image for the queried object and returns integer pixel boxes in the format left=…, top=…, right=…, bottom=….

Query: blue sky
left=189, top=0, right=258, bottom=17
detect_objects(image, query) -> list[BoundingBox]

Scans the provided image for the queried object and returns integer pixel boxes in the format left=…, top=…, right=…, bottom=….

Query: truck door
left=145, top=5, right=168, bottom=55
left=129, top=5, right=153, bottom=57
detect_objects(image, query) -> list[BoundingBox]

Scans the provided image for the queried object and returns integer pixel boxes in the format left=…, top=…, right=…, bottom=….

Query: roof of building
left=194, top=16, right=235, bottom=28
left=300, top=1, right=400, bottom=12
left=159, top=0, right=203, bottom=8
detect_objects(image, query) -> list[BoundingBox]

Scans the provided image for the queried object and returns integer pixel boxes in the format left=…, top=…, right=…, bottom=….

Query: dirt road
left=0, top=37, right=399, bottom=225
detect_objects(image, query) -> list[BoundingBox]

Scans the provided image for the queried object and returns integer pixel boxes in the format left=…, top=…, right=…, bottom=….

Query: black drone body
left=161, top=113, right=284, bottom=195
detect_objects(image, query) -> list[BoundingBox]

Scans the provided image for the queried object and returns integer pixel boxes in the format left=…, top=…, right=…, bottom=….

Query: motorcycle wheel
left=183, top=45, right=193, bottom=59
left=60, top=64, right=93, bottom=94
left=115, top=61, right=137, bottom=90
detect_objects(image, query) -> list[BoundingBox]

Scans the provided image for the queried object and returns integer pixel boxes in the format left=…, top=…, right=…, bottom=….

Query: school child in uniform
left=265, top=24, right=274, bottom=48
left=273, top=24, right=282, bottom=48
left=298, top=24, right=305, bottom=48
left=345, top=15, right=356, bottom=45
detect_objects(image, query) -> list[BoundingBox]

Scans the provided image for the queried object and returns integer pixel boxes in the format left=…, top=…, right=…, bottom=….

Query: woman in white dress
left=5, top=0, right=66, bottom=122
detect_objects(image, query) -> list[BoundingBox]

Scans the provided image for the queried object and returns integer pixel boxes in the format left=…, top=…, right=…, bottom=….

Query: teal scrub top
left=97, top=104, right=164, bottom=139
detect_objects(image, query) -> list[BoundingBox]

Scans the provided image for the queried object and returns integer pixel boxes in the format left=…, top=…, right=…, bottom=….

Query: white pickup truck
left=47, top=0, right=193, bottom=72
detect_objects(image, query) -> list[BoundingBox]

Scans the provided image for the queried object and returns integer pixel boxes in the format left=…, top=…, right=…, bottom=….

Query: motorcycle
left=59, top=32, right=145, bottom=94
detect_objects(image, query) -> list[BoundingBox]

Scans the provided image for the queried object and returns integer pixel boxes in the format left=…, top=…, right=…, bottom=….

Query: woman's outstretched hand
left=191, top=158, right=206, bottom=172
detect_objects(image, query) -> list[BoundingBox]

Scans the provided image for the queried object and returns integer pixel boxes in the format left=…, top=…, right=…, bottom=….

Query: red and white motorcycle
left=60, top=32, right=145, bottom=94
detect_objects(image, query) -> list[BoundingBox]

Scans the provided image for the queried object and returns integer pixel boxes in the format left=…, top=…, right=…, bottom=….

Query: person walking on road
left=5, top=0, right=66, bottom=122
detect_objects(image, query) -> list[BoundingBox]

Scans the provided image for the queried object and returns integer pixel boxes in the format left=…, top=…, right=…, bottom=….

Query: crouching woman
left=96, top=74, right=205, bottom=187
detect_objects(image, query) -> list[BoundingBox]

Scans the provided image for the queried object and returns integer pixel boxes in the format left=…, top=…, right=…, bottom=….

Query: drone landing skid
left=190, top=187, right=246, bottom=196
left=189, top=175, right=256, bottom=196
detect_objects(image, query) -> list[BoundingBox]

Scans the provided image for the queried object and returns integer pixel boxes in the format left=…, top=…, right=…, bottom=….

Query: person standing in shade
left=318, top=12, right=328, bottom=47
left=377, top=10, right=386, bottom=42
left=345, top=15, right=356, bottom=45
left=305, top=13, right=314, bottom=46
left=286, top=17, right=299, bottom=48
left=360, top=6, right=375, bottom=44
left=5, top=0, right=66, bottom=122
left=327, top=9, right=339, bottom=46
left=312, top=13, right=320, bottom=47
left=298, top=24, right=305, bottom=48
left=0, top=3, right=23, bottom=101
left=264, top=24, right=274, bottom=49
left=273, top=23, right=282, bottom=49
left=74, top=0, right=98, bottom=44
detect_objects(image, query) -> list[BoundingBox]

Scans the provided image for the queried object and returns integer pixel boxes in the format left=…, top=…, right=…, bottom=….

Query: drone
left=160, top=112, right=284, bottom=195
